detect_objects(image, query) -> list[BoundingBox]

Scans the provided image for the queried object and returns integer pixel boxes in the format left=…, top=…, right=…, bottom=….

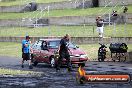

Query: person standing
left=112, top=11, right=118, bottom=16
left=56, top=34, right=72, bottom=72
left=123, top=7, right=128, bottom=13
left=21, top=36, right=33, bottom=69
left=96, top=16, right=104, bottom=38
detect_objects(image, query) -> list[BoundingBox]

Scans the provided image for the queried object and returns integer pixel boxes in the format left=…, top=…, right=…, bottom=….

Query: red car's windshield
left=48, top=40, right=77, bottom=49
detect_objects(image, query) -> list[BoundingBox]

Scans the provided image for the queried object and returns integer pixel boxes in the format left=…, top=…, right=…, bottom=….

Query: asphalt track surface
left=0, top=56, right=132, bottom=88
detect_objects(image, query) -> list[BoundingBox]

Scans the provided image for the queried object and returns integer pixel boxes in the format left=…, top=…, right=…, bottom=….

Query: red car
left=31, top=39, right=88, bottom=67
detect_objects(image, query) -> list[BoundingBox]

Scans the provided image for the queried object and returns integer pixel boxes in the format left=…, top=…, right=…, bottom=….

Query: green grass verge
left=0, top=42, right=132, bottom=61
left=0, top=68, right=41, bottom=76
left=0, top=42, right=21, bottom=57
left=0, top=5, right=132, bottom=19
left=0, top=0, right=67, bottom=6
left=0, top=24, right=132, bottom=37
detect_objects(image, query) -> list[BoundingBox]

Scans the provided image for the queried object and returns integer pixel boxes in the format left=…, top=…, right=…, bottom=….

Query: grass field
left=0, top=0, right=67, bottom=6
left=0, top=24, right=132, bottom=37
left=0, top=65, right=42, bottom=76
left=0, top=42, right=21, bottom=57
left=0, top=42, right=132, bottom=61
left=0, top=5, right=132, bottom=19
left=0, top=68, right=40, bottom=76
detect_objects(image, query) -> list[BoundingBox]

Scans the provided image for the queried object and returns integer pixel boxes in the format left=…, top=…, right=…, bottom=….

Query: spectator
left=21, top=36, right=33, bottom=69
left=111, top=10, right=119, bottom=23
left=96, top=16, right=104, bottom=38
left=112, top=11, right=118, bottom=16
left=123, top=7, right=128, bottom=13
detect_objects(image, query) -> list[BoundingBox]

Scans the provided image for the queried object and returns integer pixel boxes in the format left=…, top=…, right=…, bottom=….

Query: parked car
left=31, top=39, right=88, bottom=67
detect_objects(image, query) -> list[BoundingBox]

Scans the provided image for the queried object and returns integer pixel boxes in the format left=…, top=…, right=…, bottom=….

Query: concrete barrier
left=0, top=0, right=93, bottom=12
left=0, top=5, right=23, bottom=12
left=99, top=0, right=132, bottom=7
left=0, top=16, right=95, bottom=27
left=0, top=0, right=132, bottom=12
left=0, top=37, right=132, bottom=44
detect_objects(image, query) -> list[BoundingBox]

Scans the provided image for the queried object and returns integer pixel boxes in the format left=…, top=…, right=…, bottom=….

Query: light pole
left=47, top=6, right=50, bottom=36
left=74, top=0, right=78, bottom=8
left=83, top=0, right=85, bottom=9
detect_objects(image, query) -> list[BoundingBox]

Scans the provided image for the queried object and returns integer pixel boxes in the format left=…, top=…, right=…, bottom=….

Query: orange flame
left=78, top=66, right=86, bottom=76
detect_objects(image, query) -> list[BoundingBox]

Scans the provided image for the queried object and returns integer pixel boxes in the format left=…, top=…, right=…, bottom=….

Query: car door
left=32, top=41, right=42, bottom=62
left=39, top=49, right=50, bottom=63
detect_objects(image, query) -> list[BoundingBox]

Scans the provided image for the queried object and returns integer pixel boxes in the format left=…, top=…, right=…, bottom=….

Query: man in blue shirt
left=21, top=36, right=33, bottom=69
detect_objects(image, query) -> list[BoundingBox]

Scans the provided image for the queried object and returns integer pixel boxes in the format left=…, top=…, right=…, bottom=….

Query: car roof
left=39, top=38, right=61, bottom=42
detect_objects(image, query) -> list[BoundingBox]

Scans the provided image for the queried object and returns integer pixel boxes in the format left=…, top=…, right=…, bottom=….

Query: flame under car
left=31, top=39, right=88, bottom=67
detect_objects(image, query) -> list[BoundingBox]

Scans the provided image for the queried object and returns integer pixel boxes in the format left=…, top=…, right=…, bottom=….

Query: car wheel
left=98, top=58, right=101, bottom=62
left=31, top=55, right=38, bottom=66
left=33, top=61, right=38, bottom=66
left=79, top=76, right=86, bottom=84
left=50, top=57, right=55, bottom=68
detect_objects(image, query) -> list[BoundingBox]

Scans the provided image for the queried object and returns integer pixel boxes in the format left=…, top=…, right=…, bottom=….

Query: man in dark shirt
left=56, top=34, right=72, bottom=72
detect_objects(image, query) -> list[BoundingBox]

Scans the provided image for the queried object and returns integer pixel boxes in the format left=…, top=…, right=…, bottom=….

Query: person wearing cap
left=96, top=16, right=104, bottom=38
left=112, top=11, right=118, bottom=16
left=56, top=34, right=72, bottom=72
left=21, top=36, right=33, bottom=69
